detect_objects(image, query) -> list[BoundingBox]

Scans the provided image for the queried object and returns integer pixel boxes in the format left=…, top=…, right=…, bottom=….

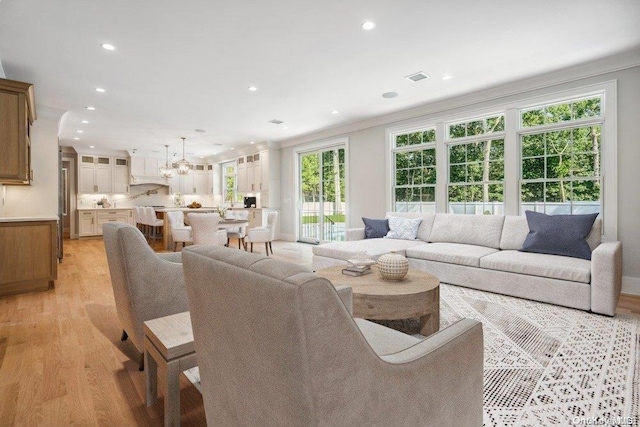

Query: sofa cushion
left=362, top=217, right=389, bottom=239
left=429, top=214, right=505, bottom=249
left=520, top=211, right=598, bottom=260
left=386, top=216, right=422, bottom=240
left=406, top=243, right=499, bottom=267
left=479, top=250, right=591, bottom=283
left=500, top=215, right=602, bottom=251
left=386, top=212, right=435, bottom=242
left=312, top=238, right=425, bottom=262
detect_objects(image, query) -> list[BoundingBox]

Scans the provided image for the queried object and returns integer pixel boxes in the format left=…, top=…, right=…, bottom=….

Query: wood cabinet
left=0, top=219, right=57, bottom=297
left=0, top=78, right=36, bottom=185
left=79, top=155, right=113, bottom=193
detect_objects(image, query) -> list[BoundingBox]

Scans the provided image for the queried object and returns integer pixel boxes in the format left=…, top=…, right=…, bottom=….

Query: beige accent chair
left=187, top=212, right=227, bottom=246
left=102, top=222, right=188, bottom=370
left=181, top=245, right=484, bottom=426
left=225, top=209, right=249, bottom=249
left=166, top=211, right=193, bottom=251
left=245, top=210, right=278, bottom=255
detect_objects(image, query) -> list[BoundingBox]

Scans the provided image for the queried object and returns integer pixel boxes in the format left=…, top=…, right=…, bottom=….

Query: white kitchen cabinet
left=113, top=157, right=129, bottom=193
left=236, top=151, right=268, bottom=193
left=193, top=164, right=206, bottom=194
left=259, top=150, right=269, bottom=191
left=206, top=164, right=214, bottom=194
left=237, top=156, right=248, bottom=193
left=79, top=155, right=112, bottom=193
left=95, top=210, right=129, bottom=235
left=79, top=211, right=96, bottom=236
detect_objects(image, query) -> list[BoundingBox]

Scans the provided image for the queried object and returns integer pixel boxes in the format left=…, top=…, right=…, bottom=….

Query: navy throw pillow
left=362, top=217, right=389, bottom=239
left=520, top=211, right=598, bottom=260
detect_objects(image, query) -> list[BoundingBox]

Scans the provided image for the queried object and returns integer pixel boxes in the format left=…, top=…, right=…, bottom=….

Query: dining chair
left=245, top=211, right=278, bottom=255
left=187, top=212, right=227, bottom=246
left=144, top=207, right=164, bottom=244
left=166, top=210, right=193, bottom=251
left=225, top=210, right=249, bottom=249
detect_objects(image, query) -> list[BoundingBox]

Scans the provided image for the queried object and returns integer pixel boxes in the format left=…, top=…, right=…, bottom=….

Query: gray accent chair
left=182, top=245, right=484, bottom=426
left=102, top=222, right=187, bottom=370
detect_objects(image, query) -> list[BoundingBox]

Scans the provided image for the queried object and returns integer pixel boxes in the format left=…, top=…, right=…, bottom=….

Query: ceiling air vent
left=405, top=71, right=430, bottom=83
left=269, top=119, right=284, bottom=125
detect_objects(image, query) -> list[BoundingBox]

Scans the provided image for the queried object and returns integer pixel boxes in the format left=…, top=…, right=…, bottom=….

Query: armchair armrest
left=376, top=318, right=483, bottom=426
left=590, top=241, right=622, bottom=316
left=346, top=227, right=365, bottom=241
left=157, top=252, right=182, bottom=263
left=335, top=285, right=352, bottom=315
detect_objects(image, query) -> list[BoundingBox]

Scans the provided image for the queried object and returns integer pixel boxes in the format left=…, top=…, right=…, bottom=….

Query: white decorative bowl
left=376, top=251, right=409, bottom=281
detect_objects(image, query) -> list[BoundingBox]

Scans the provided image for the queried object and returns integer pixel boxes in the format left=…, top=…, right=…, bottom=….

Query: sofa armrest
left=346, top=228, right=365, bottom=241
left=335, top=285, right=353, bottom=315
left=590, top=241, right=623, bottom=316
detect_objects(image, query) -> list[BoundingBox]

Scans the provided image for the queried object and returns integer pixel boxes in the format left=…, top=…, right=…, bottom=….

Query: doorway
left=298, top=146, right=346, bottom=244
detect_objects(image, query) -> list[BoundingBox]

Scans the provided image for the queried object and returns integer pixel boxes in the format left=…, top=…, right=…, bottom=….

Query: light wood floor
left=0, top=238, right=637, bottom=425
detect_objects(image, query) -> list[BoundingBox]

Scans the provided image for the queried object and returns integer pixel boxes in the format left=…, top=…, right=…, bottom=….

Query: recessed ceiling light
left=331, top=110, right=339, bottom=115
left=101, top=43, right=116, bottom=51
left=73, top=137, right=80, bottom=140
left=77, top=130, right=84, bottom=133
left=85, top=106, right=95, bottom=110
left=230, top=147, right=235, bottom=150
left=382, top=91, right=398, bottom=99
left=89, top=145, right=95, bottom=148
left=248, top=86, right=257, bottom=91
left=95, top=87, right=106, bottom=93
left=442, top=75, right=453, bottom=80
left=362, top=21, right=376, bottom=30
left=81, top=120, right=89, bottom=124
left=283, top=126, right=289, bottom=130
left=250, top=141, right=255, bottom=144
left=200, top=156, right=204, bottom=159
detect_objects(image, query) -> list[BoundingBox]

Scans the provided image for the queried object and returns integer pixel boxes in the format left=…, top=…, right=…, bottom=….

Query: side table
left=144, top=311, right=196, bottom=427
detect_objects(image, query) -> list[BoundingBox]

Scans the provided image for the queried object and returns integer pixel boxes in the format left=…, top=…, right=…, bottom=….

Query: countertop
left=0, top=215, right=59, bottom=222
left=77, top=207, right=134, bottom=211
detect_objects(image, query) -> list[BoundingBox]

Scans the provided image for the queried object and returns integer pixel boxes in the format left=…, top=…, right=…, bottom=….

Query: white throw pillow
left=385, top=216, right=422, bottom=240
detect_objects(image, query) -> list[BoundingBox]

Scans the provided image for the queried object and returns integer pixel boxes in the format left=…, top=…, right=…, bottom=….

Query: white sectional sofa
left=312, top=213, right=623, bottom=316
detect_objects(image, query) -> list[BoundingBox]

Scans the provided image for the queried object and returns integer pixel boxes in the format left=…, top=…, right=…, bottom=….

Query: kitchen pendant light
left=159, top=144, right=175, bottom=178
left=176, top=137, right=191, bottom=175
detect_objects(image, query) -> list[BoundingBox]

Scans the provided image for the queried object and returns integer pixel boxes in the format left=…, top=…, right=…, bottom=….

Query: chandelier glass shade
left=176, top=137, right=191, bottom=175
left=159, top=144, right=175, bottom=178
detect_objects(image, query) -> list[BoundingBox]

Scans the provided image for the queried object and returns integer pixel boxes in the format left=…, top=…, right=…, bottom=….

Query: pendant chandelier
left=175, top=137, right=191, bottom=175
left=159, top=144, right=175, bottom=178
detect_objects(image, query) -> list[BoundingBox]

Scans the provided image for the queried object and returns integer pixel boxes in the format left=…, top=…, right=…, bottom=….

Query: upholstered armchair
left=181, top=245, right=484, bottom=426
left=245, top=210, right=278, bottom=255
left=102, top=222, right=188, bottom=370
left=166, top=210, right=192, bottom=251
left=187, top=212, right=227, bottom=246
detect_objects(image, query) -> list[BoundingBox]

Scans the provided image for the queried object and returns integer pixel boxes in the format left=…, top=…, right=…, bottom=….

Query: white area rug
left=185, top=284, right=640, bottom=426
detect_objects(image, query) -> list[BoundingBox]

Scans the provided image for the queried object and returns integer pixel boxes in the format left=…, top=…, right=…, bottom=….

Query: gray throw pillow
left=520, top=211, right=599, bottom=260
left=362, top=217, right=389, bottom=239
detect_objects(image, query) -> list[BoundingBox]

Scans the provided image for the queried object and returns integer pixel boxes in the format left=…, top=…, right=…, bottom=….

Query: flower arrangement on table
left=173, top=192, right=185, bottom=207
left=217, top=204, right=230, bottom=218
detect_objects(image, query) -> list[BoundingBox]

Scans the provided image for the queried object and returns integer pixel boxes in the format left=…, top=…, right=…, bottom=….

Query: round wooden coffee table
left=316, top=265, right=440, bottom=336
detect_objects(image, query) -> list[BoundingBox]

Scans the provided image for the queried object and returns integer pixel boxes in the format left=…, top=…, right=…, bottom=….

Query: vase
left=376, top=251, right=409, bottom=281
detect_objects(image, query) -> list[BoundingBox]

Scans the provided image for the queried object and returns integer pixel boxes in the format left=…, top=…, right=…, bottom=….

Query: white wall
left=4, top=107, right=63, bottom=216
left=278, top=54, right=640, bottom=293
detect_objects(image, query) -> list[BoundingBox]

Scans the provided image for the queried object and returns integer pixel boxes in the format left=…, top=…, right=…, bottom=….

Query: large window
left=446, top=114, right=505, bottom=214
left=520, top=96, right=602, bottom=215
left=392, top=128, right=436, bottom=212
left=385, top=82, right=616, bottom=239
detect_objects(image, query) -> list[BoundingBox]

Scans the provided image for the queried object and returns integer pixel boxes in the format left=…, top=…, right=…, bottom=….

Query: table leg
left=162, top=359, right=181, bottom=427
left=145, top=348, right=158, bottom=407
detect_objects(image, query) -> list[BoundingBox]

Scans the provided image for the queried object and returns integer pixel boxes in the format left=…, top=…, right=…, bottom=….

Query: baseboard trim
left=622, top=276, right=640, bottom=296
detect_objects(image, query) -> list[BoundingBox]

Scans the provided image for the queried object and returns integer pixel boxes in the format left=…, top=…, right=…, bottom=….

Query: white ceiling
left=1, top=0, right=639, bottom=159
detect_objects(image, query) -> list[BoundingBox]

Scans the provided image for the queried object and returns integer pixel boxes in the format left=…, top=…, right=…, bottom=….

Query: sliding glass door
left=298, top=147, right=346, bottom=243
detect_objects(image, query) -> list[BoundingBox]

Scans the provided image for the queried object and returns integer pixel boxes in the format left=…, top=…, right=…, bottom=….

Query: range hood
left=129, top=175, right=170, bottom=186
